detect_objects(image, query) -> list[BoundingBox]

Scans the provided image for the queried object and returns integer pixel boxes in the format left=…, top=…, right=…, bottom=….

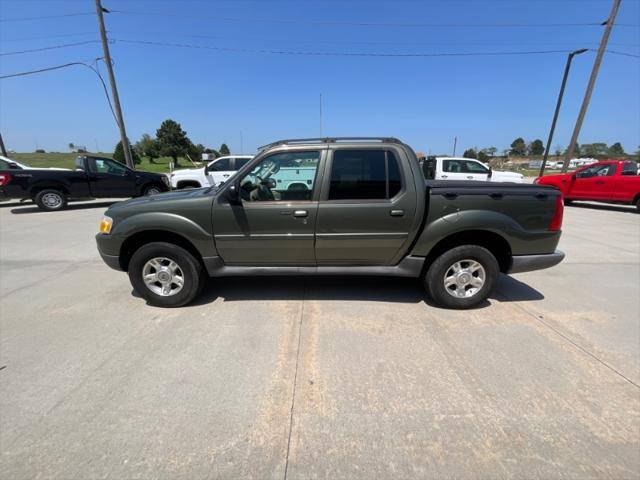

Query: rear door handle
left=441, top=175, right=448, bottom=179
left=293, top=210, right=308, bottom=218
left=390, top=209, right=404, bottom=217
left=595, top=180, right=605, bottom=184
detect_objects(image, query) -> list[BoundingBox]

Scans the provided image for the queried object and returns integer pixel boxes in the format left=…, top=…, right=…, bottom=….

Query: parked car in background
left=0, top=155, right=170, bottom=211
left=535, top=160, right=640, bottom=211
left=170, top=155, right=252, bottom=189
left=423, top=157, right=524, bottom=183
left=96, top=137, right=564, bottom=309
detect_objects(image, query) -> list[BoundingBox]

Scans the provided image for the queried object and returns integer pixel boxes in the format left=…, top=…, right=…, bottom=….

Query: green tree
left=204, top=148, right=219, bottom=157
left=478, top=150, right=490, bottom=162
left=484, top=147, right=498, bottom=157
left=135, top=133, right=159, bottom=164
left=187, top=142, right=206, bottom=162
left=219, top=143, right=230, bottom=156
left=564, top=143, right=581, bottom=157
left=113, top=140, right=140, bottom=165
left=582, top=143, right=608, bottom=157
left=528, top=139, right=545, bottom=156
left=509, top=137, right=527, bottom=156
left=68, top=143, right=75, bottom=151
left=156, top=119, right=192, bottom=167
left=463, top=148, right=478, bottom=159
left=608, top=142, right=625, bottom=156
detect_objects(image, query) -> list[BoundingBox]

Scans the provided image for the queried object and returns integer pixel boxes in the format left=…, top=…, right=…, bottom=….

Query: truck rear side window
left=329, top=150, right=402, bottom=200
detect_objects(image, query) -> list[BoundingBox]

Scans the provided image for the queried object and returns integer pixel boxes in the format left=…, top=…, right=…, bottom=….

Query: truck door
left=569, top=163, right=616, bottom=200
left=211, top=150, right=323, bottom=265
left=611, top=162, right=638, bottom=202
left=315, top=148, right=417, bottom=265
left=86, top=158, right=137, bottom=197
left=206, top=157, right=234, bottom=186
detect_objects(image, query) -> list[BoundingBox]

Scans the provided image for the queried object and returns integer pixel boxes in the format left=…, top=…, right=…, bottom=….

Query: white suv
left=170, top=155, right=252, bottom=189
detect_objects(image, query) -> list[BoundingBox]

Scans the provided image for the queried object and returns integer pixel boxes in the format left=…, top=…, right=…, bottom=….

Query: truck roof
left=258, top=137, right=405, bottom=150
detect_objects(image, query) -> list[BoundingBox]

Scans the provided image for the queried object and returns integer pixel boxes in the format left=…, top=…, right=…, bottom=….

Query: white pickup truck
left=170, top=155, right=253, bottom=189
left=423, top=157, right=524, bottom=183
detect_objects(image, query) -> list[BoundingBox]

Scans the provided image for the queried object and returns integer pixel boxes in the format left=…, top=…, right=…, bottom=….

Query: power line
left=0, top=40, right=101, bottom=57
left=0, top=59, right=119, bottom=126
left=0, top=12, right=94, bottom=22
left=0, top=32, right=98, bottom=43
left=110, top=10, right=636, bottom=28
left=604, top=49, right=640, bottom=58
left=113, top=38, right=580, bottom=57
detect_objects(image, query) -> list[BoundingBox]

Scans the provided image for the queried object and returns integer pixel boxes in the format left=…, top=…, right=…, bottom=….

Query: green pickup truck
left=96, top=137, right=564, bottom=309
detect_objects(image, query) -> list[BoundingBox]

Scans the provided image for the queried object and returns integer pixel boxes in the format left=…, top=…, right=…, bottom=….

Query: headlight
left=161, top=176, right=170, bottom=186
left=99, top=216, right=113, bottom=234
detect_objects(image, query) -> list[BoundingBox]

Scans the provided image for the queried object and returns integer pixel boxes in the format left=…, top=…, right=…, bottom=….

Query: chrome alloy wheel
left=145, top=186, right=162, bottom=195
left=42, top=192, right=63, bottom=208
left=142, top=257, right=185, bottom=296
left=443, top=259, right=486, bottom=299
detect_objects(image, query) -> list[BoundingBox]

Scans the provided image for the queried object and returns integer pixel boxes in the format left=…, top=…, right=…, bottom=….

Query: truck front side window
left=240, top=151, right=320, bottom=202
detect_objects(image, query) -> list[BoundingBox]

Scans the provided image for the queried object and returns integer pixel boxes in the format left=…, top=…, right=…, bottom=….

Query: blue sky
left=1, top=0, right=639, bottom=155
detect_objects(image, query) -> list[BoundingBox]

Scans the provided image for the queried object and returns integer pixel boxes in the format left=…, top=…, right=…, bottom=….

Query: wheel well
left=30, top=183, right=69, bottom=197
left=423, top=230, right=512, bottom=273
left=633, top=193, right=640, bottom=205
left=119, top=230, right=204, bottom=271
left=177, top=180, right=202, bottom=189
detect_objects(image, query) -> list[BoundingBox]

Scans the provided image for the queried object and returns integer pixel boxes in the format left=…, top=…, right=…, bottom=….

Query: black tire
left=143, top=184, right=163, bottom=196
left=424, top=245, right=499, bottom=309
left=635, top=198, right=640, bottom=213
left=128, top=242, right=206, bottom=307
left=564, top=198, right=573, bottom=206
left=34, top=189, right=67, bottom=211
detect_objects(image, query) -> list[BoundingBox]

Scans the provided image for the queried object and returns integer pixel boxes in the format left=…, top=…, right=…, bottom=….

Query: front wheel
left=424, top=245, right=499, bottom=309
left=34, top=189, right=67, bottom=211
left=143, top=184, right=163, bottom=196
left=128, top=242, right=206, bottom=307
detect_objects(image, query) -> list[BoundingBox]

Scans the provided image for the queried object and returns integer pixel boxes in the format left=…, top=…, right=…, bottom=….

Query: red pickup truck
left=534, top=160, right=640, bottom=211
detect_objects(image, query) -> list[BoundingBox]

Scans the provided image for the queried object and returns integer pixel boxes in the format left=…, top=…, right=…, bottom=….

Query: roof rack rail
left=258, top=137, right=403, bottom=150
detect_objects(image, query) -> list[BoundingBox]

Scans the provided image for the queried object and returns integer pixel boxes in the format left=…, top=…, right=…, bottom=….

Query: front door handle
left=390, top=209, right=404, bottom=217
left=293, top=210, right=308, bottom=218
left=441, top=175, right=448, bottom=179
left=466, top=176, right=474, bottom=179
left=595, top=180, right=605, bottom=185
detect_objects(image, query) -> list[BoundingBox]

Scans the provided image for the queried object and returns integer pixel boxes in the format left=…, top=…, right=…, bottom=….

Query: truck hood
left=107, top=187, right=214, bottom=212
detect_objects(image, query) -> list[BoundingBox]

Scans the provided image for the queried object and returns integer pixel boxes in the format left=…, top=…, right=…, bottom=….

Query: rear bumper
left=508, top=250, right=565, bottom=274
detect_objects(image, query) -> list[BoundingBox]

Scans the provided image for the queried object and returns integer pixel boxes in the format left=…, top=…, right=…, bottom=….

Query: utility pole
left=0, top=132, right=8, bottom=157
left=563, top=0, right=621, bottom=172
left=539, top=49, right=588, bottom=177
left=453, top=136, right=457, bottom=157
left=94, top=0, right=134, bottom=169
left=240, top=131, right=243, bottom=154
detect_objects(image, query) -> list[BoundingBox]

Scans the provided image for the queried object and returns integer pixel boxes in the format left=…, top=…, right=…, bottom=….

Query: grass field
left=8, top=152, right=565, bottom=176
left=8, top=153, right=203, bottom=173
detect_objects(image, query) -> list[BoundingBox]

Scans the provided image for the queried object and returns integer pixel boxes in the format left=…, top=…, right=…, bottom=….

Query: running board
left=202, top=256, right=425, bottom=278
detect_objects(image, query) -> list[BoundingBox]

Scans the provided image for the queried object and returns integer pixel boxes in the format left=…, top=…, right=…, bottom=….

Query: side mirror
left=487, top=168, right=493, bottom=178
left=8, top=162, right=20, bottom=170
left=227, top=183, right=241, bottom=204
left=261, top=178, right=277, bottom=189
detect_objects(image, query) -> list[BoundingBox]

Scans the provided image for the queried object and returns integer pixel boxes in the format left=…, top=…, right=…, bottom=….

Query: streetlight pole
left=539, top=48, right=588, bottom=177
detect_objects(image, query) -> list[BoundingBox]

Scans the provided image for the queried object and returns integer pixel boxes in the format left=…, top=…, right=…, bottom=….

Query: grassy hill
left=8, top=152, right=202, bottom=173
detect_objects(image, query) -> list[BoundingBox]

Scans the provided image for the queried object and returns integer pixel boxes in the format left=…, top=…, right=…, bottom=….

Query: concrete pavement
left=0, top=198, right=638, bottom=479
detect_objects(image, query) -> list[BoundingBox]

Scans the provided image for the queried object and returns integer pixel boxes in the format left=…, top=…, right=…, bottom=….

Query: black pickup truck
left=96, top=137, right=565, bottom=309
left=0, top=155, right=169, bottom=211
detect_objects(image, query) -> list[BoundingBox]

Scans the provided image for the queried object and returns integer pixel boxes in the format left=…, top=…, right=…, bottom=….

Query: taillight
left=549, top=195, right=564, bottom=231
left=0, top=173, right=11, bottom=186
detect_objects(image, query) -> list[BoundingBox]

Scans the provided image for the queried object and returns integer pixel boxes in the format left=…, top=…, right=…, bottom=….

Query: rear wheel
left=635, top=198, right=640, bottom=213
left=34, top=189, right=67, bottom=211
left=424, top=245, right=499, bottom=309
left=128, top=242, right=206, bottom=307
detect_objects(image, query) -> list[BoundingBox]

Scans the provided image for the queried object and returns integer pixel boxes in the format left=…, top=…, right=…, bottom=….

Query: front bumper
left=96, top=233, right=125, bottom=271
left=508, top=250, right=565, bottom=274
